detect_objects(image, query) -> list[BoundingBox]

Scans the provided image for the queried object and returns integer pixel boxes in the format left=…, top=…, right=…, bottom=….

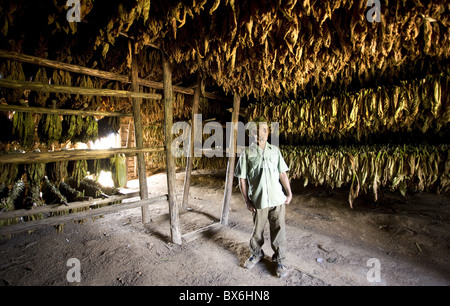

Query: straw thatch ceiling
left=0, top=0, right=449, bottom=99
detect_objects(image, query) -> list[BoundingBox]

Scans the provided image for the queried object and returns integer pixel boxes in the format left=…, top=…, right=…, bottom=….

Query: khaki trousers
left=250, top=204, right=286, bottom=264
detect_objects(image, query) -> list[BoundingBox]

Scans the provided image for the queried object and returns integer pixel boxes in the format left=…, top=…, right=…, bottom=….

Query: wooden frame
left=0, top=50, right=157, bottom=236
left=0, top=195, right=168, bottom=236
left=0, top=48, right=233, bottom=243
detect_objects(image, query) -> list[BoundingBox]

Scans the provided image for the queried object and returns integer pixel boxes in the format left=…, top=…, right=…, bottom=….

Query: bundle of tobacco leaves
left=51, top=69, right=72, bottom=108
left=25, top=163, right=46, bottom=189
left=22, top=183, right=44, bottom=210
left=38, top=114, right=62, bottom=146
left=28, top=68, right=50, bottom=107
left=42, top=177, right=67, bottom=205
left=45, top=161, right=69, bottom=186
left=73, top=116, right=98, bottom=143
left=59, top=181, right=82, bottom=202
left=68, top=160, right=88, bottom=187
left=77, top=178, right=106, bottom=198
left=0, top=60, right=25, bottom=104
left=0, top=163, right=20, bottom=187
left=12, top=112, right=35, bottom=149
left=0, top=180, right=25, bottom=211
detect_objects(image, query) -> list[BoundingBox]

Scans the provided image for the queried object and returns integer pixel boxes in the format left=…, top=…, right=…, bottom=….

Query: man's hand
left=284, top=193, right=292, bottom=205
left=279, top=172, right=293, bottom=205
left=245, top=200, right=256, bottom=213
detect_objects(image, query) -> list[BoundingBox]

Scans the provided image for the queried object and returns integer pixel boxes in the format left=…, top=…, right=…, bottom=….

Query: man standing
left=234, top=117, right=292, bottom=278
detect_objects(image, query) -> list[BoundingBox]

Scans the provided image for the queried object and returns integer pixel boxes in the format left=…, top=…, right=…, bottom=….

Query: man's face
left=257, top=123, right=269, bottom=142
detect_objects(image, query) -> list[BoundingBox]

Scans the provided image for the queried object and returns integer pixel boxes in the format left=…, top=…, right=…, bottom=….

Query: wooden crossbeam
left=0, top=147, right=165, bottom=164
left=0, top=78, right=162, bottom=100
left=0, top=104, right=132, bottom=117
left=0, top=195, right=168, bottom=236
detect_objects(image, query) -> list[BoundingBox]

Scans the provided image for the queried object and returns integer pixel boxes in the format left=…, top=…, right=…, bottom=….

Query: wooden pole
left=131, top=52, right=150, bottom=224
left=162, top=53, right=182, bottom=245
left=0, top=147, right=164, bottom=164
left=220, top=94, right=241, bottom=226
left=182, top=75, right=201, bottom=209
left=0, top=78, right=161, bottom=100
left=0, top=104, right=132, bottom=117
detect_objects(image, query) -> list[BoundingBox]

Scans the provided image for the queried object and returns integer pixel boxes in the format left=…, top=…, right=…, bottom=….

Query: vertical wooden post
left=220, top=94, right=240, bottom=226
left=182, top=74, right=201, bottom=209
left=131, top=51, right=150, bottom=223
left=162, top=53, right=182, bottom=245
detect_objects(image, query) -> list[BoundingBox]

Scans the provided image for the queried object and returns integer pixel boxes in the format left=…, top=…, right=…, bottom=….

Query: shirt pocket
left=266, top=156, right=278, bottom=171
left=247, top=155, right=261, bottom=178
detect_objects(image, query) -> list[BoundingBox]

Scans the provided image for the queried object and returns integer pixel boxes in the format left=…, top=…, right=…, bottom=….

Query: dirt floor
left=0, top=169, right=449, bottom=286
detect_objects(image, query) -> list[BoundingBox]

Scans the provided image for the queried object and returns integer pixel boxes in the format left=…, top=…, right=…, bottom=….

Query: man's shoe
left=276, top=263, right=288, bottom=278
left=243, top=253, right=264, bottom=270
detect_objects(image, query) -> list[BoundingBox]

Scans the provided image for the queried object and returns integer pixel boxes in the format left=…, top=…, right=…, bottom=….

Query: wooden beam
left=162, top=53, right=182, bottom=245
left=0, top=195, right=168, bottom=236
left=0, top=50, right=130, bottom=83
left=0, top=147, right=165, bottom=164
left=220, top=95, right=241, bottom=226
left=131, top=51, right=150, bottom=224
left=0, top=78, right=162, bottom=100
left=0, top=192, right=140, bottom=220
left=0, top=50, right=230, bottom=102
left=0, top=104, right=132, bottom=117
left=181, top=223, right=221, bottom=243
left=182, top=75, right=201, bottom=209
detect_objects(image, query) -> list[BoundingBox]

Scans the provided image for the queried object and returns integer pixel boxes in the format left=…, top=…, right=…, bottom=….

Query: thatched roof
left=0, top=0, right=449, bottom=99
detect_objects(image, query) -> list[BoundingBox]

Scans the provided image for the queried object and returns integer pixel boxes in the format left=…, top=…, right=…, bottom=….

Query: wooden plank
left=181, top=223, right=222, bottom=243
left=0, top=195, right=168, bottom=236
left=220, top=95, right=241, bottom=226
left=0, top=147, right=165, bottom=164
left=0, top=192, right=140, bottom=220
left=0, top=49, right=130, bottom=83
left=0, top=104, right=132, bottom=117
left=131, top=50, right=150, bottom=224
left=162, top=53, right=182, bottom=245
left=0, top=50, right=230, bottom=102
left=0, top=78, right=162, bottom=100
left=182, top=75, right=201, bottom=209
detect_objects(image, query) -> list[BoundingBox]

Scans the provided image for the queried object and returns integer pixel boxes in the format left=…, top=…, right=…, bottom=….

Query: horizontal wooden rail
left=0, top=146, right=165, bottom=164
left=0, top=104, right=133, bottom=117
left=0, top=194, right=169, bottom=236
left=0, top=78, right=162, bottom=100
left=0, top=50, right=231, bottom=102
left=0, top=192, right=141, bottom=220
left=0, top=50, right=130, bottom=83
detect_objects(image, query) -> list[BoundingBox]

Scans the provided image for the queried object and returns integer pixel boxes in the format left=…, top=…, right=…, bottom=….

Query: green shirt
left=235, top=142, right=289, bottom=209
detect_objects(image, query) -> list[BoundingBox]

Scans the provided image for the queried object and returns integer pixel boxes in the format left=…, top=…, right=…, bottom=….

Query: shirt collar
left=249, top=142, right=272, bottom=152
